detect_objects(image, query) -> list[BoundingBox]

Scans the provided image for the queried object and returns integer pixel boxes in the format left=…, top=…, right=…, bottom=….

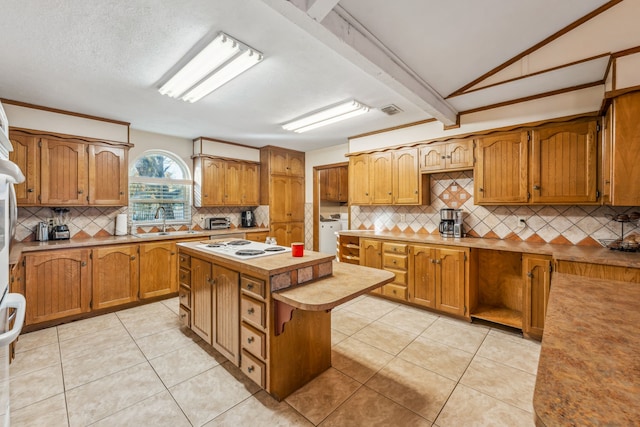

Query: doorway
left=312, top=162, right=349, bottom=252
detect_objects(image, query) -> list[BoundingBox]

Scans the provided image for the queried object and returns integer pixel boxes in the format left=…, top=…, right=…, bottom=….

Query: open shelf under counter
left=471, top=304, right=523, bottom=329
left=338, top=234, right=361, bottom=265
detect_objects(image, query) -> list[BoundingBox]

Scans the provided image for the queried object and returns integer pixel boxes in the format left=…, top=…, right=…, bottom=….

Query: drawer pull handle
left=247, top=366, right=255, bottom=373
left=247, top=283, right=254, bottom=289
left=247, top=308, right=255, bottom=314
left=247, top=337, right=255, bottom=343
left=131, top=256, right=136, bottom=260
left=180, top=313, right=186, bottom=318
left=180, top=293, right=186, bottom=299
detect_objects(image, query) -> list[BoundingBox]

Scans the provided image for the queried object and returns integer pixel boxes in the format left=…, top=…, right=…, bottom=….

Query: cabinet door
left=288, top=222, right=305, bottom=246
left=242, top=163, right=260, bottom=206
left=270, top=176, right=289, bottom=222
left=446, top=139, right=474, bottom=170
left=419, top=144, right=445, bottom=172
left=337, top=165, right=348, bottom=203
left=212, top=264, right=240, bottom=364
left=324, top=168, right=339, bottom=201
left=475, top=132, right=528, bottom=204
left=270, top=223, right=289, bottom=247
left=139, top=241, right=177, bottom=299
left=349, top=154, right=370, bottom=204
left=40, top=139, right=88, bottom=205
left=370, top=152, right=393, bottom=204
left=92, top=245, right=138, bottom=309
left=288, top=177, right=305, bottom=222
left=360, top=239, right=382, bottom=293
left=269, top=150, right=289, bottom=175
left=319, top=169, right=329, bottom=201
left=409, top=245, right=436, bottom=308
left=88, top=145, right=128, bottom=205
left=224, top=161, right=243, bottom=205
left=435, top=248, right=466, bottom=316
left=288, top=152, right=305, bottom=177
left=531, top=120, right=597, bottom=204
left=523, top=255, right=552, bottom=339
left=201, top=158, right=225, bottom=206
left=24, top=249, right=91, bottom=324
left=393, top=148, right=420, bottom=204
left=191, top=257, right=213, bottom=344
left=8, top=133, right=38, bottom=205
left=601, top=107, right=612, bottom=204
left=611, top=92, right=640, bottom=206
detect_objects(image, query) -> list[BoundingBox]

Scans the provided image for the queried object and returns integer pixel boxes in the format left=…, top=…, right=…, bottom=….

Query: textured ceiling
left=0, top=0, right=628, bottom=151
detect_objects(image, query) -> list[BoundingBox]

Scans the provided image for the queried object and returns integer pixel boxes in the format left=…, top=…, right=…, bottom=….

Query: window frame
left=128, top=150, right=192, bottom=227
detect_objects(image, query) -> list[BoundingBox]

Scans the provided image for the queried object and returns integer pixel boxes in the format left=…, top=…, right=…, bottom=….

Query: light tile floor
left=9, top=295, right=540, bottom=426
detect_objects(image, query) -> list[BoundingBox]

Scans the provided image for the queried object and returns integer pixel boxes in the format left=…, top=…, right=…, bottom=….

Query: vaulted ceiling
left=0, top=0, right=636, bottom=151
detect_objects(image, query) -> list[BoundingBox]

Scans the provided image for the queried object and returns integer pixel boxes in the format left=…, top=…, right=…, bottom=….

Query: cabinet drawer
left=179, top=268, right=191, bottom=287
left=382, top=284, right=407, bottom=300
left=241, top=323, right=266, bottom=359
left=383, top=242, right=407, bottom=255
left=179, top=285, right=191, bottom=309
left=179, top=253, right=190, bottom=269
left=241, top=275, right=265, bottom=299
left=241, top=295, right=266, bottom=328
left=387, top=269, right=408, bottom=285
left=179, top=306, right=190, bottom=328
left=241, top=349, right=266, bottom=388
left=383, top=254, right=407, bottom=270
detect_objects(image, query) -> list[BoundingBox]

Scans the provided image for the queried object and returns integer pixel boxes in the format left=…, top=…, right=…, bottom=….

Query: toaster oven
left=206, top=217, right=231, bottom=229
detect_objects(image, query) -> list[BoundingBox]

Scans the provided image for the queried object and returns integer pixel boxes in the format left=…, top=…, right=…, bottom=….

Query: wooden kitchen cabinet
left=8, top=132, right=38, bottom=205
left=337, top=234, right=360, bottom=265
left=91, top=244, right=139, bottom=310
left=606, top=91, right=640, bottom=206
left=370, top=152, right=393, bottom=204
left=88, top=144, right=128, bottom=205
left=211, top=263, right=240, bottom=365
left=40, top=139, right=88, bottom=205
left=420, top=138, right=474, bottom=172
left=193, top=155, right=260, bottom=207
left=409, top=244, right=467, bottom=316
left=530, top=119, right=598, bottom=204
left=360, top=238, right=382, bottom=293
left=475, top=131, right=529, bottom=204
left=381, top=242, right=408, bottom=300
left=392, top=148, right=422, bottom=205
left=190, top=257, right=213, bottom=343
left=348, top=154, right=371, bottom=205
left=260, top=146, right=305, bottom=247
left=24, top=249, right=91, bottom=325
left=320, top=165, right=348, bottom=203
left=245, top=231, right=269, bottom=243
left=523, top=254, right=552, bottom=339
left=138, top=241, right=177, bottom=299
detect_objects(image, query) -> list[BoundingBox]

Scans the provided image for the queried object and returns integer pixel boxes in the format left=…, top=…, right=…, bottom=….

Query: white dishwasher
left=319, top=220, right=341, bottom=256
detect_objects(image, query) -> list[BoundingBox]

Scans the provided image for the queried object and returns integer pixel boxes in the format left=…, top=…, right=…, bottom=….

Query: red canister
left=291, top=242, right=304, bottom=257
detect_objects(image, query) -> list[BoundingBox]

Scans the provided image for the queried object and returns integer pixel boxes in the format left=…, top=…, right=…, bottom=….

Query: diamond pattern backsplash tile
left=16, top=205, right=272, bottom=241
left=350, top=171, right=640, bottom=246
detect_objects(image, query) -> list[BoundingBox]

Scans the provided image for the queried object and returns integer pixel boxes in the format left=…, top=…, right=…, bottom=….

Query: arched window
left=129, top=150, right=192, bottom=225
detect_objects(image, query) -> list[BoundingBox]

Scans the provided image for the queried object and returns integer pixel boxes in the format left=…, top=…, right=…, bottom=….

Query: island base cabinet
left=269, top=307, right=331, bottom=401
left=211, top=264, right=240, bottom=365
left=190, top=257, right=213, bottom=344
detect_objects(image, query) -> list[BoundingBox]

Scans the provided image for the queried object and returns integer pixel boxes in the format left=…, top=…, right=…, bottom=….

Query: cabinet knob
left=130, top=256, right=136, bottom=260
left=533, top=185, right=541, bottom=190
left=204, top=194, right=208, bottom=197
left=247, top=283, right=254, bottom=289
left=120, top=191, right=124, bottom=195
left=81, top=261, right=87, bottom=267
left=27, top=188, right=34, bottom=193
left=604, top=180, right=610, bottom=184
left=388, top=192, right=392, bottom=195
left=392, top=259, right=397, bottom=264
left=365, top=192, right=369, bottom=196
left=180, top=293, right=186, bottom=299
left=527, top=272, right=534, bottom=278
left=247, top=337, right=254, bottom=343
left=247, top=307, right=255, bottom=314
left=446, top=155, right=451, bottom=159
left=180, top=313, right=186, bottom=319
left=441, top=155, right=446, bottom=159
left=78, top=190, right=84, bottom=194
left=247, top=365, right=255, bottom=373
left=479, top=188, right=484, bottom=192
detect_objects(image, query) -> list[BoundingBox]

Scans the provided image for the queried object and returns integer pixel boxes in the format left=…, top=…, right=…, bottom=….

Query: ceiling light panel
left=159, top=32, right=262, bottom=102
left=283, top=100, right=370, bottom=133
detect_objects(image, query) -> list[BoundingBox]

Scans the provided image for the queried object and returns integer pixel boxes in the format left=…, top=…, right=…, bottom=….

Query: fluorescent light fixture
left=282, top=100, right=370, bottom=133
left=158, top=32, right=262, bottom=102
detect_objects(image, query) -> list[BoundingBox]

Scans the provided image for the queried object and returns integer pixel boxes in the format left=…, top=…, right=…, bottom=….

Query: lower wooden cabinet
left=271, top=222, right=304, bottom=246
left=190, top=257, right=213, bottom=343
left=523, top=254, right=552, bottom=339
left=360, top=239, right=382, bottom=294
left=381, top=242, right=408, bottom=301
left=24, top=249, right=92, bottom=324
left=245, top=231, right=269, bottom=243
left=139, top=241, right=178, bottom=299
left=409, top=244, right=467, bottom=316
left=92, top=244, right=139, bottom=310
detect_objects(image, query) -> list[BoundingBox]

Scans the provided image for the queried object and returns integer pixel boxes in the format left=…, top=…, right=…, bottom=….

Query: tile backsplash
left=16, top=205, right=270, bottom=242
left=350, top=171, right=640, bottom=246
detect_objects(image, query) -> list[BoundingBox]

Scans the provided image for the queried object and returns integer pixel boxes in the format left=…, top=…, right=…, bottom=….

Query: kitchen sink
left=132, top=230, right=204, bottom=238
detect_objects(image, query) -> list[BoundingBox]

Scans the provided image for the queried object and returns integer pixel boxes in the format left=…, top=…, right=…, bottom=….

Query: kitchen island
left=176, top=240, right=395, bottom=400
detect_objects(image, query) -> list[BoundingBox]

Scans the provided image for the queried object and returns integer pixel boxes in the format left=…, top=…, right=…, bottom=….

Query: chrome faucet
left=154, top=206, right=167, bottom=233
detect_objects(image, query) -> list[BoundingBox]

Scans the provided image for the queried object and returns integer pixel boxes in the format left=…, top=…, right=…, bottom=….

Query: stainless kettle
left=35, top=221, right=49, bottom=241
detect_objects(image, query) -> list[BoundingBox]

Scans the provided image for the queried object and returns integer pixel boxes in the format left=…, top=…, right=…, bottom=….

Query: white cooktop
left=196, top=239, right=292, bottom=259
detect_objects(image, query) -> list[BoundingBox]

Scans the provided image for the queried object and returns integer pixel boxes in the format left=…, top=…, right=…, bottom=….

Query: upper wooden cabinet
left=349, top=148, right=428, bottom=205
left=420, top=139, right=474, bottom=172
left=270, top=176, right=304, bottom=223
left=605, top=91, right=640, bottom=206
left=268, top=148, right=304, bottom=177
left=9, top=132, right=39, bottom=205
left=9, top=129, right=130, bottom=206
left=475, top=131, right=529, bottom=204
left=320, top=165, right=348, bottom=203
left=193, top=155, right=260, bottom=207
left=530, top=120, right=597, bottom=204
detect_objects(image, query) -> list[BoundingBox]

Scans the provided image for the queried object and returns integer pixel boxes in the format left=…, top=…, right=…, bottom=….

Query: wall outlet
left=517, top=216, right=527, bottom=228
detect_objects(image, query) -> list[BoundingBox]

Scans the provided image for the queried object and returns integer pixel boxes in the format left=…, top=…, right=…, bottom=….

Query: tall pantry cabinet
left=260, top=146, right=305, bottom=246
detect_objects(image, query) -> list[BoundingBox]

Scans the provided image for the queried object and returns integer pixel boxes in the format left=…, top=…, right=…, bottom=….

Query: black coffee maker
left=439, top=208, right=455, bottom=237
left=241, top=210, right=256, bottom=227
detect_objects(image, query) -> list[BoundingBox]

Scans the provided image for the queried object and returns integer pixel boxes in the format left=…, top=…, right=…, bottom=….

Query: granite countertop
left=9, top=227, right=269, bottom=265
left=533, top=273, right=640, bottom=426
left=272, top=262, right=395, bottom=311
left=338, top=230, right=640, bottom=268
